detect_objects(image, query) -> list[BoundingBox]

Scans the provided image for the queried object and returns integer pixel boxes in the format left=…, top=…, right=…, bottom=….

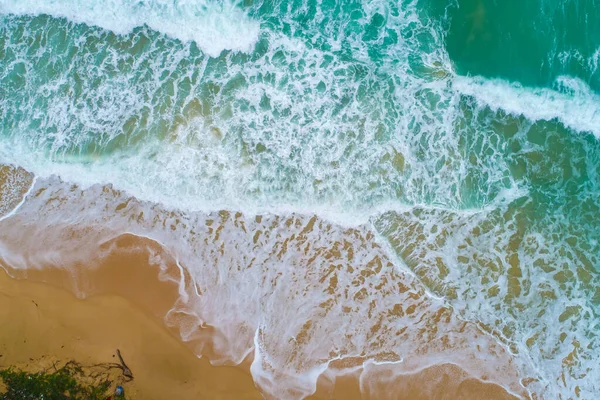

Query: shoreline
left=0, top=164, right=523, bottom=399
left=0, top=267, right=263, bottom=400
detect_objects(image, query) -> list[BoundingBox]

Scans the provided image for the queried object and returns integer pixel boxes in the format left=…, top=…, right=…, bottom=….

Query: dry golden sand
left=0, top=267, right=262, bottom=400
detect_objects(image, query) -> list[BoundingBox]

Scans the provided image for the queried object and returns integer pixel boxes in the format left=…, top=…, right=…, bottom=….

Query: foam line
left=0, top=175, right=37, bottom=223
left=454, top=75, right=600, bottom=137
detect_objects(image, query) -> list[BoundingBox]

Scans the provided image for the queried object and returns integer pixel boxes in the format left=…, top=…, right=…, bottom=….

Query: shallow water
left=1, top=0, right=599, bottom=398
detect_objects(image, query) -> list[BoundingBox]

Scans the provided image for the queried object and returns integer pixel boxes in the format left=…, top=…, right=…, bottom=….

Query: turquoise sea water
left=1, top=0, right=600, bottom=398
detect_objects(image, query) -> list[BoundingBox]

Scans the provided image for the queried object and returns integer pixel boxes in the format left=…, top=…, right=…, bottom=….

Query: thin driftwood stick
left=116, top=349, right=133, bottom=380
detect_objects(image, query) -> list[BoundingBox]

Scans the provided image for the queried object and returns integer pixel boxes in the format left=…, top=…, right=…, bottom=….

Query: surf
left=454, top=75, right=600, bottom=138
left=0, top=0, right=260, bottom=57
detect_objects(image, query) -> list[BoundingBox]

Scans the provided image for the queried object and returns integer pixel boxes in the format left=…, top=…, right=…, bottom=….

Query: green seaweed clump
left=0, top=361, right=120, bottom=400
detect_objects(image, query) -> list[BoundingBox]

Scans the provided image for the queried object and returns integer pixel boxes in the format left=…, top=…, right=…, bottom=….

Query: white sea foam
left=0, top=0, right=260, bottom=57
left=588, top=46, right=600, bottom=73
left=454, top=75, right=600, bottom=137
left=0, top=0, right=517, bottom=224
left=0, top=176, right=530, bottom=399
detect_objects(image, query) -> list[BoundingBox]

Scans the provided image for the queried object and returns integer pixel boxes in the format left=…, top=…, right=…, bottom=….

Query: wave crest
left=0, top=0, right=260, bottom=57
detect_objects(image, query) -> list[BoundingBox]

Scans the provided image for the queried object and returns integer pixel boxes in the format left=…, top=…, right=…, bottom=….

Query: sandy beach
left=0, top=164, right=523, bottom=399
left=0, top=267, right=263, bottom=400
left=0, top=257, right=519, bottom=400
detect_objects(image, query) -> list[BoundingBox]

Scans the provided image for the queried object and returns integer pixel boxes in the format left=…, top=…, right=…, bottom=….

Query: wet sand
left=0, top=267, right=263, bottom=400
left=0, top=249, right=520, bottom=400
left=0, top=164, right=522, bottom=399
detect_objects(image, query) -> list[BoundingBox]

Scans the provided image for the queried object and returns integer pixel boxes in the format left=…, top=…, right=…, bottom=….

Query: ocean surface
left=1, top=0, right=599, bottom=398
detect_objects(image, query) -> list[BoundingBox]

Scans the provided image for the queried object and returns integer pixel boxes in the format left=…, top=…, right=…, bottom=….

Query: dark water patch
left=427, top=0, right=600, bottom=90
